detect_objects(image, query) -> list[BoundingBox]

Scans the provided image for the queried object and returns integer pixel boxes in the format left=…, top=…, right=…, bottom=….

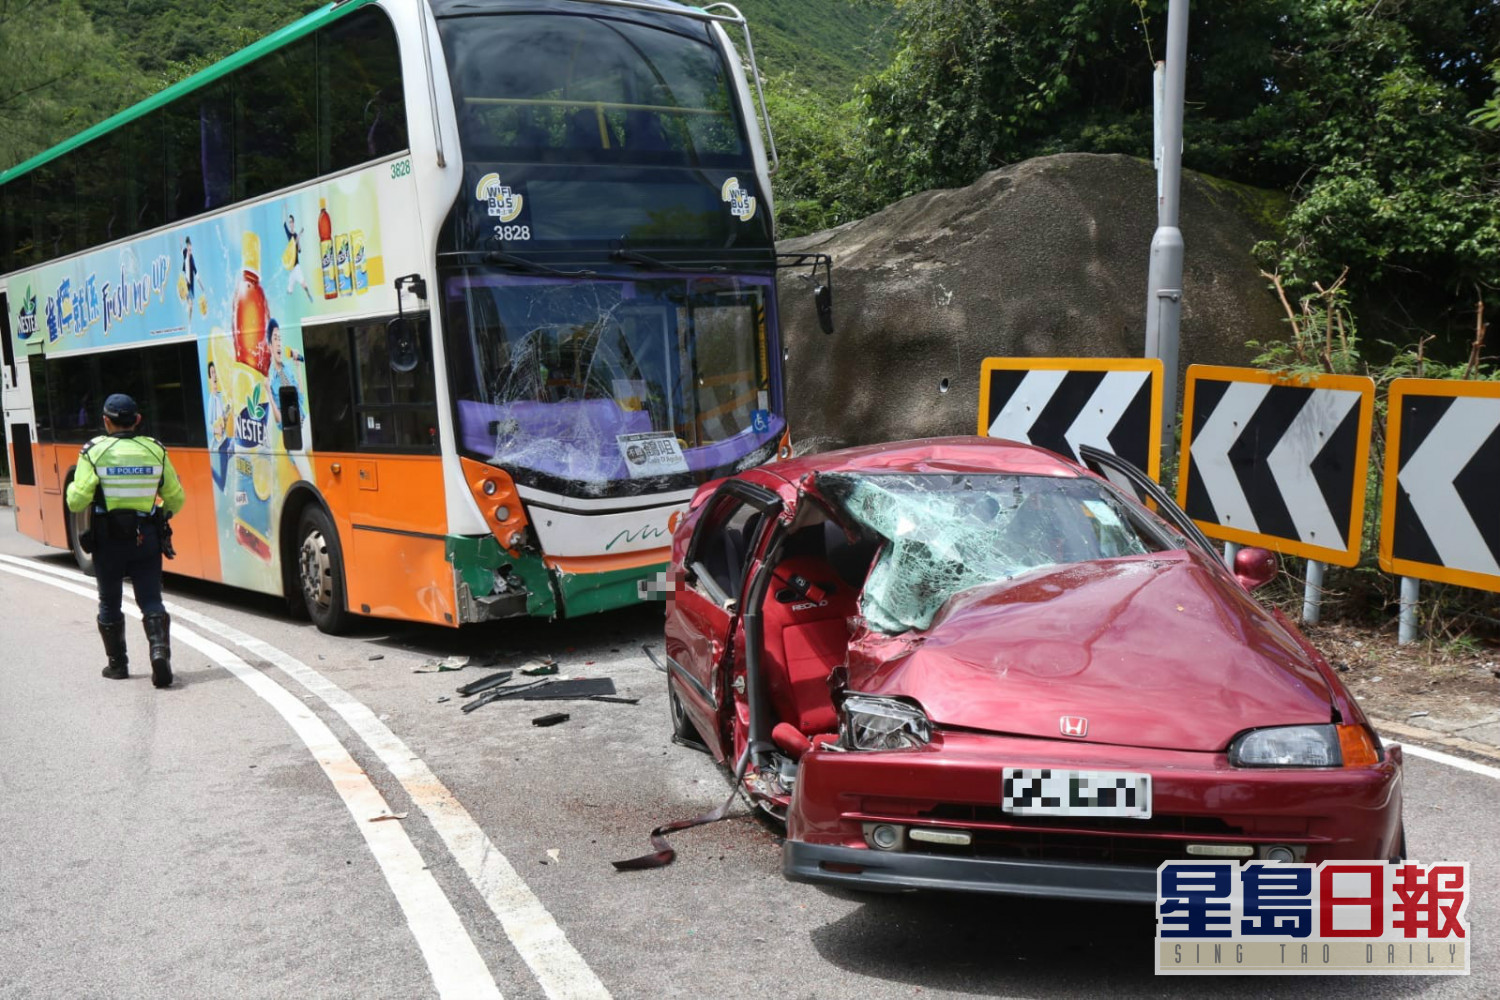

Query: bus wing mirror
left=814, top=283, right=833, bottom=335
left=278, top=384, right=303, bottom=451
left=387, top=318, right=421, bottom=373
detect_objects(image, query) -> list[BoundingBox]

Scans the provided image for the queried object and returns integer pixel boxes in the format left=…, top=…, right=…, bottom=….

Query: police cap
left=103, top=393, right=140, bottom=422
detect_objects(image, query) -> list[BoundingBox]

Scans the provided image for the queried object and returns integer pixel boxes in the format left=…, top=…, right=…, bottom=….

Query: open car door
left=1077, top=444, right=1220, bottom=560
left=662, top=480, right=782, bottom=761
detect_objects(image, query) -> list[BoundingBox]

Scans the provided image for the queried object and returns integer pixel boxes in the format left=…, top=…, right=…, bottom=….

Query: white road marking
left=0, top=553, right=611, bottom=1000
left=0, top=559, right=504, bottom=1000
left=1393, top=741, right=1500, bottom=782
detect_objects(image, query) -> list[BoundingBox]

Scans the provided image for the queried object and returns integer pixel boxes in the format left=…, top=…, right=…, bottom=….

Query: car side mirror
left=814, top=283, right=833, bottom=335
left=387, top=317, right=421, bottom=373
left=1233, top=546, right=1278, bottom=591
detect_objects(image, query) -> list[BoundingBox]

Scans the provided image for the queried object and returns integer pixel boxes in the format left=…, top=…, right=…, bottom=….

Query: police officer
left=66, top=394, right=186, bottom=688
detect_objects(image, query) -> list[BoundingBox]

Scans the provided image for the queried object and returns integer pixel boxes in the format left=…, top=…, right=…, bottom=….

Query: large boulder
left=774, top=152, right=1288, bottom=452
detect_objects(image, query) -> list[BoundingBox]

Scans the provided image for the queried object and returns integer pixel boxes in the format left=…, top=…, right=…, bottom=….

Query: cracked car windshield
left=816, top=473, right=1156, bottom=634
left=446, top=272, right=782, bottom=497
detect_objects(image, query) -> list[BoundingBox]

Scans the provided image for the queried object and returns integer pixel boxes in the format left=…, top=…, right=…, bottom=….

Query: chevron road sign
left=1379, top=379, right=1500, bottom=592
left=978, top=358, right=1164, bottom=479
left=1178, top=366, right=1375, bottom=566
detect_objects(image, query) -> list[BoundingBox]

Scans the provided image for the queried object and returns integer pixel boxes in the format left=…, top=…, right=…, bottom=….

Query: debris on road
left=520, top=658, right=559, bottom=677
left=591, top=694, right=640, bottom=705
left=455, top=670, right=514, bottom=697
left=532, top=713, right=570, bottom=727
left=368, top=654, right=384, bottom=661
left=516, top=678, right=616, bottom=700
left=436, top=696, right=450, bottom=704
left=369, top=812, right=408, bottom=823
left=413, top=655, right=470, bottom=673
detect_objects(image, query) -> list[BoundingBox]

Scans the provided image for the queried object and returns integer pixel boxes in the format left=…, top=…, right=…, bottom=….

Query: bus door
left=1, top=286, right=48, bottom=540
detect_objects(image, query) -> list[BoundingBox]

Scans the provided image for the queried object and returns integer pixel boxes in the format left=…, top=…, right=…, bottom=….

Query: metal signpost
left=1146, top=0, right=1190, bottom=449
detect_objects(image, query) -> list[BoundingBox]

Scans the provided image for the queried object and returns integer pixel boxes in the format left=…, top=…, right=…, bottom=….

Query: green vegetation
left=776, top=0, right=1499, bottom=370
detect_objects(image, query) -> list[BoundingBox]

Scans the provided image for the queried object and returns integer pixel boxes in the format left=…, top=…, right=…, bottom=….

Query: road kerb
left=1371, top=716, right=1500, bottom=766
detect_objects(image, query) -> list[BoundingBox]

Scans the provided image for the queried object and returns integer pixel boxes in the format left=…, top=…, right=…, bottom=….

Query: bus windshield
left=439, top=11, right=749, bottom=168
left=445, top=271, right=783, bottom=497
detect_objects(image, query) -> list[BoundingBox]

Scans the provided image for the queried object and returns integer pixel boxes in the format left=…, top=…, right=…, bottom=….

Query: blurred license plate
left=1002, top=768, right=1152, bottom=818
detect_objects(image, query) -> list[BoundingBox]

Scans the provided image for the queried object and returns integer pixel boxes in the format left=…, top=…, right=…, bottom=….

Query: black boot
left=98, top=618, right=129, bottom=679
left=143, top=612, right=173, bottom=689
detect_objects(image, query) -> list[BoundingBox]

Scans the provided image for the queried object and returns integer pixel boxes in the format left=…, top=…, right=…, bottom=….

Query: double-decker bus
left=2, top=0, right=820, bottom=632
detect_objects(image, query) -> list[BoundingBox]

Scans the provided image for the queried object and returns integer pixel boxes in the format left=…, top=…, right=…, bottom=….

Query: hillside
left=1, top=0, right=891, bottom=171
left=735, top=0, right=895, bottom=93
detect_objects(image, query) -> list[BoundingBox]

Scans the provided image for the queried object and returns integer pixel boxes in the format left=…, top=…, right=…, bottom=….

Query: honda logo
left=1059, top=716, right=1088, bottom=737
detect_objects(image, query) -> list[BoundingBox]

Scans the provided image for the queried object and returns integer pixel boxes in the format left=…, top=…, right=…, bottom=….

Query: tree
left=0, top=0, right=147, bottom=170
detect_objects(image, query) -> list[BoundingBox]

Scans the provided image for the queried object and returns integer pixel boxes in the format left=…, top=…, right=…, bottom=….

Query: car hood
left=843, top=553, right=1335, bottom=752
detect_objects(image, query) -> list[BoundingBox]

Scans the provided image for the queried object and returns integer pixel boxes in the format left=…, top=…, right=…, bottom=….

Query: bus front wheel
left=297, top=506, right=351, bottom=634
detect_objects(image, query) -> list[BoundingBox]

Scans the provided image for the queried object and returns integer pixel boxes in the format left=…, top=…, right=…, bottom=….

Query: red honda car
left=662, top=437, right=1403, bottom=902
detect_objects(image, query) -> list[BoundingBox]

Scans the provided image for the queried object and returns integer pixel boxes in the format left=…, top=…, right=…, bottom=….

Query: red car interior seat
left=761, top=554, right=858, bottom=743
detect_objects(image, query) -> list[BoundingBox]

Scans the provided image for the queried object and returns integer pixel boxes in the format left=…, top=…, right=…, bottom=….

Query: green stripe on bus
left=0, top=0, right=379, bottom=187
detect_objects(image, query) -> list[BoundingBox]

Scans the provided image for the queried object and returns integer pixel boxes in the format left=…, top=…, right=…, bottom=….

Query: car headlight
left=1229, top=725, right=1343, bottom=767
left=840, top=694, right=932, bottom=751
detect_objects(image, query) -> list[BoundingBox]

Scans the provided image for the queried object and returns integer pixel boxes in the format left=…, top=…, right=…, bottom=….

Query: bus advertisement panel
left=8, top=162, right=420, bottom=597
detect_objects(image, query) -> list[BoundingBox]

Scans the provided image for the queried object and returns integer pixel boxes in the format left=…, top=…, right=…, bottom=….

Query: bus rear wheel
left=297, top=506, right=351, bottom=634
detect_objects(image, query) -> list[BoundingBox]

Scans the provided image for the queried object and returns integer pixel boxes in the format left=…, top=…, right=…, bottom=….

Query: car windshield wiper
left=485, top=251, right=596, bottom=278
left=610, top=248, right=726, bottom=273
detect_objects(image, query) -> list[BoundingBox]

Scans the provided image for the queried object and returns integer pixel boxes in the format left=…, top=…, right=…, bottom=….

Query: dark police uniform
left=65, top=394, right=186, bottom=688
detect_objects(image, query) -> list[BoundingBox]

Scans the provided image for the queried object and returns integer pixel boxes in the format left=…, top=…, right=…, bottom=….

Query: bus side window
left=320, top=7, right=408, bottom=175
left=351, top=318, right=438, bottom=452
left=305, top=323, right=357, bottom=453
left=163, top=99, right=207, bottom=224
left=236, top=35, right=317, bottom=202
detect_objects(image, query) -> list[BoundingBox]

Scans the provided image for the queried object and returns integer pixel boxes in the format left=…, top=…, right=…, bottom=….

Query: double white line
left=0, top=553, right=610, bottom=1000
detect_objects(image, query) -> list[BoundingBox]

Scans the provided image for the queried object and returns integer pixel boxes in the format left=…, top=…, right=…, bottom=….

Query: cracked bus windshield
left=446, top=272, right=782, bottom=498
left=816, top=473, right=1156, bottom=634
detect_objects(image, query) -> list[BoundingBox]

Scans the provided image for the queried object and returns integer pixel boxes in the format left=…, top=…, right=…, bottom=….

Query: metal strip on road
left=0, top=553, right=611, bottom=1000
left=0, top=559, right=504, bottom=1000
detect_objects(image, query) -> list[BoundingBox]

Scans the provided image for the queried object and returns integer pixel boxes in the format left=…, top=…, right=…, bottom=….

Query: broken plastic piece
left=511, top=678, right=615, bottom=700
left=413, top=655, right=471, bottom=674
left=456, top=669, right=514, bottom=697
left=521, top=659, right=559, bottom=677
left=369, top=812, right=408, bottom=823
left=532, top=713, right=570, bottom=727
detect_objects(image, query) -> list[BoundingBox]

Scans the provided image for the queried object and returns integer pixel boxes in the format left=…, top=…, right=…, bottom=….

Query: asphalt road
left=1, top=518, right=1494, bottom=999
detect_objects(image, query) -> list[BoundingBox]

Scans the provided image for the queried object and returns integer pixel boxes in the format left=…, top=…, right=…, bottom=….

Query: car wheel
left=668, top=674, right=698, bottom=742
left=297, top=506, right=351, bottom=634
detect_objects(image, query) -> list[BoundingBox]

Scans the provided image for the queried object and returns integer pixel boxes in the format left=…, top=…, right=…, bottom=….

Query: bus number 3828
left=494, top=225, right=532, bottom=242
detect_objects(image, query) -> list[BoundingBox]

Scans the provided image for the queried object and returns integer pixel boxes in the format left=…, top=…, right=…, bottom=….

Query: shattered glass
left=816, top=473, right=1153, bottom=634
left=445, top=271, right=783, bottom=496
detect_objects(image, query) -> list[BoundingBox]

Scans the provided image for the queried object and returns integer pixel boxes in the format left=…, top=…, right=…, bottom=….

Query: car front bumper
left=783, top=730, right=1403, bottom=901
left=784, top=840, right=1158, bottom=903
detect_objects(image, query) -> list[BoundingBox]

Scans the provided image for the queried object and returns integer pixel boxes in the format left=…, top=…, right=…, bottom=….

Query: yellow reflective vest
left=66, top=433, right=186, bottom=516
